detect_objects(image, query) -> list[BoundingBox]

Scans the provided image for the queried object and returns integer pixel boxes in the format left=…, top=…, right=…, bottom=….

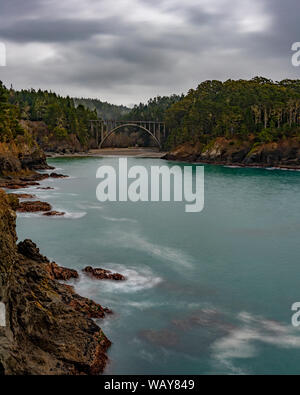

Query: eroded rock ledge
left=0, top=190, right=111, bottom=375
left=163, top=137, right=300, bottom=169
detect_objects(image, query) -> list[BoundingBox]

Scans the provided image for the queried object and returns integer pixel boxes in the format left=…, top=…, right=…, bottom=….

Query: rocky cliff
left=164, top=137, right=300, bottom=168
left=0, top=141, right=49, bottom=177
left=0, top=190, right=111, bottom=375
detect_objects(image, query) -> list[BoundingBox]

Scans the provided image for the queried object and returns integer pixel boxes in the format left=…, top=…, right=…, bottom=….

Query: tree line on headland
left=2, top=77, right=300, bottom=155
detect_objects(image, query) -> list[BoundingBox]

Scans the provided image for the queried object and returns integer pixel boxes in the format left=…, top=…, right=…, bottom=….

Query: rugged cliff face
left=164, top=137, right=300, bottom=168
left=0, top=141, right=49, bottom=177
left=0, top=190, right=111, bottom=375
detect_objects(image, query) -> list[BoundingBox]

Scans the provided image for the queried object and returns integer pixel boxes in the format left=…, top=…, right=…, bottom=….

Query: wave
left=75, top=265, right=162, bottom=295
left=211, top=311, right=300, bottom=374
left=102, top=216, right=137, bottom=223
left=17, top=211, right=87, bottom=220
left=76, top=202, right=103, bottom=210
left=61, top=211, right=87, bottom=219
left=108, top=230, right=194, bottom=268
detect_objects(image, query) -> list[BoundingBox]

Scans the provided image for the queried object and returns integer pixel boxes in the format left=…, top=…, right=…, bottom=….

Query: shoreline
left=164, top=157, right=300, bottom=171
left=47, top=148, right=300, bottom=171
left=0, top=165, right=114, bottom=375
left=47, top=147, right=167, bottom=159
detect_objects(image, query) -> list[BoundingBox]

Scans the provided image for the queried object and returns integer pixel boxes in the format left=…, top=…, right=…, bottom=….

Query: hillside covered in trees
left=123, top=95, right=183, bottom=122
left=74, top=98, right=130, bottom=120
left=0, top=82, right=24, bottom=142
left=9, top=88, right=98, bottom=151
left=165, top=77, right=300, bottom=148
left=164, top=77, right=300, bottom=167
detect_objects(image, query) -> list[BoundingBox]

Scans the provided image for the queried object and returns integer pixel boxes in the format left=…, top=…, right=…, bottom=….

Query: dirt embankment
left=163, top=137, right=300, bottom=169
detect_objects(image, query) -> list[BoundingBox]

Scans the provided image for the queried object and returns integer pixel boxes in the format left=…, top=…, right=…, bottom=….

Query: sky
left=0, top=0, right=300, bottom=106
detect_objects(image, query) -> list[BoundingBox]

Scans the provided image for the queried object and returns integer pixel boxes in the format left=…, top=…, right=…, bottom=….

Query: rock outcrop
left=49, top=173, right=68, bottom=179
left=164, top=137, right=300, bottom=169
left=83, top=266, right=125, bottom=281
left=43, top=211, right=65, bottom=217
left=17, top=201, right=52, bottom=213
left=0, top=190, right=111, bottom=375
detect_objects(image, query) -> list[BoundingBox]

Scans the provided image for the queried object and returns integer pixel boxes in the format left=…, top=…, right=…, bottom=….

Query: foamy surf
left=60, top=211, right=87, bottom=219
left=102, top=230, right=194, bottom=269
left=211, top=311, right=300, bottom=374
left=17, top=211, right=87, bottom=219
left=102, top=216, right=137, bottom=223
left=75, top=265, right=162, bottom=294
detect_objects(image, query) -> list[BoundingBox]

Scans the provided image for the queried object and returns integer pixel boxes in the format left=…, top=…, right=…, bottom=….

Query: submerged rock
left=83, top=266, right=125, bottom=281
left=15, top=193, right=35, bottom=199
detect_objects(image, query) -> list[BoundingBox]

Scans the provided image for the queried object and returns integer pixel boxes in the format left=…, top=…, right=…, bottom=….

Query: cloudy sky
left=0, top=0, right=299, bottom=105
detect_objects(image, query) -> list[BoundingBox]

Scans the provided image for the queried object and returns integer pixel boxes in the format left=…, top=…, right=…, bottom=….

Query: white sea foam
left=102, top=216, right=137, bottom=223
left=17, top=211, right=87, bottom=219
left=76, top=265, right=162, bottom=295
left=62, top=211, right=87, bottom=219
left=211, top=311, right=300, bottom=374
left=106, top=230, right=194, bottom=268
left=34, top=194, right=53, bottom=200
left=77, top=202, right=103, bottom=210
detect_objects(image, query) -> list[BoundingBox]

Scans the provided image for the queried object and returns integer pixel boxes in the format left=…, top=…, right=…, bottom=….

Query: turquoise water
left=14, top=157, right=300, bottom=375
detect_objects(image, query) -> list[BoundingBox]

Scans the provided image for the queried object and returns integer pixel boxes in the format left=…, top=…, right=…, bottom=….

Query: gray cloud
left=0, top=0, right=299, bottom=105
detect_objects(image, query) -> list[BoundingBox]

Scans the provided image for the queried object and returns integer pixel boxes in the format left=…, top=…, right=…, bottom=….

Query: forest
left=74, top=97, right=130, bottom=120
left=0, top=82, right=23, bottom=142
left=2, top=77, right=300, bottom=151
left=165, top=77, right=300, bottom=149
left=7, top=87, right=98, bottom=146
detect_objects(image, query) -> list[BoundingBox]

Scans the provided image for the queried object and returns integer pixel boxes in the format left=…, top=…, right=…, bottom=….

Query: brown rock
left=4, top=182, right=40, bottom=189
left=37, top=186, right=54, bottom=190
left=15, top=193, right=35, bottom=199
left=18, top=239, right=49, bottom=263
left=46, top=261, right=78, bottom=281
left=66, top=292, right=113, bottom=319
left=83, top=266, right=125, bottom=281
left=18, top=201, right=52, bottom=213
left=0, top=217, right=112, bottom=376
left=50, top=172, right=68, bottom=178
left=43, top=211, right=65, bottom=217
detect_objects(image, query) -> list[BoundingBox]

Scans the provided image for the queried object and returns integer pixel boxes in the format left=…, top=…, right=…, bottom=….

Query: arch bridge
left=89, top=120, right=166, bottom=149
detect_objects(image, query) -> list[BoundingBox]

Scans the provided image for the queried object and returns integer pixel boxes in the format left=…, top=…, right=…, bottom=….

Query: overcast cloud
left=0, top=0, right=299, bottom=105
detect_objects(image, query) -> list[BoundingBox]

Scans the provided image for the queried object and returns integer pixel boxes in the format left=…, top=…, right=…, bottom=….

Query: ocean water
left=14, top=157, right=300, bottom=375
